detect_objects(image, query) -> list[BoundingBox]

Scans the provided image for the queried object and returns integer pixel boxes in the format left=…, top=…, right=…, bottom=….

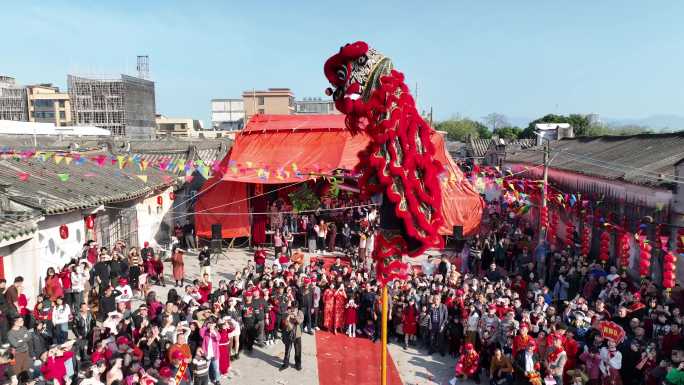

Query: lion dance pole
left=325, top=41, right=445, bottom=385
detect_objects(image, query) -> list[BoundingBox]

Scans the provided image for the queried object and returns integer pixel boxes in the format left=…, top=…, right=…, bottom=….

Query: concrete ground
left=141, top=247, right=466, bottom=385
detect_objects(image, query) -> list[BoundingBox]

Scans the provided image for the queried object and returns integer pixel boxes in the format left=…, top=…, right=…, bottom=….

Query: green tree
left=435, top=117, right=490, bottom=141
left=492, top=126, right=523, bottom=139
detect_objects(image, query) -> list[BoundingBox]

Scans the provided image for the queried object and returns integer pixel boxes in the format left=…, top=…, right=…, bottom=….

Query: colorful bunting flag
left=136, top=175, right=148, bottom=183
left=17, top=172, right=29, bottom=181
left=57, top=173, right=70, bottom=182
left=116, top=155, right=126, bottom=169
left=54, top=155, right=64, bottom=165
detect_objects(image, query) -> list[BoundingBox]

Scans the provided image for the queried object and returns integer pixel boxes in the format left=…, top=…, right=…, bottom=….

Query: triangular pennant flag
left=57, top=173, right=70, bottom=182
left=17, top=172, right=29, bottom=181
left=117, top=155, right=126, bottom=169
left=91, top=155, right=106, bottom=167
left=64, top=156, right=73, bottom=165
left=136, top=175, right=148, bottom=183
left=246, top=161, right=253, bottom=168
left=291, top=163, right=298, bottom=172
left=140, top=159, right=148, bottom=171
left=185, top=175, right=194, bottom=183
left=54, top=155, right=64, bottom=165
left=163, top=175, right=174, bottom=184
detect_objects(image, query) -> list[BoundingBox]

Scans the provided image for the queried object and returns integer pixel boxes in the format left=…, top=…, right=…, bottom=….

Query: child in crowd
left=345, top=299, right=358, bottom=338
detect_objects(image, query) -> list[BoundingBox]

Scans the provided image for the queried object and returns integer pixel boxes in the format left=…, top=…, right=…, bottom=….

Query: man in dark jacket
left=28, top=321, right=51, bottom=360
left=98, top=286, right=120, bottom=321
left=428, top=295, right=449, bottom=355
left=513, top=341, right=541, bottom=385
left=73, top=303, right=97, bottom=359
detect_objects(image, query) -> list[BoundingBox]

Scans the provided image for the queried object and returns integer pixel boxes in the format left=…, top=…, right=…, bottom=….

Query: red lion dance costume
left=324, top=41, right=444, bottom=283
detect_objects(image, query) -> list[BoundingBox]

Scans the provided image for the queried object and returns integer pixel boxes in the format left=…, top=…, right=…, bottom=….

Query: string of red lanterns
left=618, top=232, right=630, bottom=271
left=638, top=233, right=652, bottom=279
left=599, top=229, right=610, bottom=264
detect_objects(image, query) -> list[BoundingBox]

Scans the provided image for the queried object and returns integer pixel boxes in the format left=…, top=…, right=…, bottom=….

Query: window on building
left=59, top=111, right=66, bottom=119
left=257, top=96, right=265, bottom=105
left=34, top=99, right=53, bottom=108
left=59, top=100, right=65, bottom=108
left=258, top=108, right=265, bottom=114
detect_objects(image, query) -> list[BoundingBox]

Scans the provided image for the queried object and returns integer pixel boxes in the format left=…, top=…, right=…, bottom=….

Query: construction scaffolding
left=68, top=74, right=156, bottom=138
left=0, top=76, right=28, bottom=121
left=68, top=75, right=126, bottom=136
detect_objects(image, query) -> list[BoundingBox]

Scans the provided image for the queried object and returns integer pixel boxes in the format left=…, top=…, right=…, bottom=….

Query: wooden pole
left=381, top=285, right=388, bottom=385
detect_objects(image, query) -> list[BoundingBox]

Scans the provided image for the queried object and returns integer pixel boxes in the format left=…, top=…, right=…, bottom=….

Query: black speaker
left=211, top=239, right=222, bottom=253
left=211, top=224, right=222, bottom=240
left=452, top=225, right=463, bottom=240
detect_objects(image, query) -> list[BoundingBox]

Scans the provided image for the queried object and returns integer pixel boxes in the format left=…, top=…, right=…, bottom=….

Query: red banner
left=599, top=321, right=625, bottom=343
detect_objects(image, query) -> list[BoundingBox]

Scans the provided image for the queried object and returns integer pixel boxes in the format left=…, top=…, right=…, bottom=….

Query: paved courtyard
left=134, top=246, right=463, bottom=385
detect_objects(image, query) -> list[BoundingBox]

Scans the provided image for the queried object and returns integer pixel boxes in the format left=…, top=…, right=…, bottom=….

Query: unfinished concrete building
left=0, top=76, right=28, bottom=121
left=68, top=74, right=156, bottom=138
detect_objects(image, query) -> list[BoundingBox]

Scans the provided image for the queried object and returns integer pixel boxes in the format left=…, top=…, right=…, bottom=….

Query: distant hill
left=604, top=114, right=684, bottom=131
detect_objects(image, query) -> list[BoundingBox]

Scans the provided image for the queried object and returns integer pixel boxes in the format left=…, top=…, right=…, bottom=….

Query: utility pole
left=539, top=138, right=550, bottom=243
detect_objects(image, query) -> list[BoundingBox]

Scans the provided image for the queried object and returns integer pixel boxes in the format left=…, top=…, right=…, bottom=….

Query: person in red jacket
left=44, top=267, right=64, bottom=301
left=40, top=346, right=74, bottom=385
left=454, top=342, right=479, bottom=382
left=513, top=323, right=536, bottom=357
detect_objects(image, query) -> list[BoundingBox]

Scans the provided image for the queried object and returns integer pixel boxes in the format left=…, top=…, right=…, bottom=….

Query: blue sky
left=3, top=1, right=684, bottom=127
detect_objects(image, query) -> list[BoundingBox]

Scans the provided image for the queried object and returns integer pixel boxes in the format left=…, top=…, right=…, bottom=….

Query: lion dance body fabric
left=324, top=41, right=444, bottom=284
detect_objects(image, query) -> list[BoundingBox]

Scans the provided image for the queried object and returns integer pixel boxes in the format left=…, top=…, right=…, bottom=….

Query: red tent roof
left=222, top=114, right=367, bottom=184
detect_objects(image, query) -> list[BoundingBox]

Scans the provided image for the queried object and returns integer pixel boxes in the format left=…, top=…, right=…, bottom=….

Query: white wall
left=135, top=186, right=175, bottom=248
left=37, top=212, right=85, bottom=279
left=0, top=235, right=42, bottom=302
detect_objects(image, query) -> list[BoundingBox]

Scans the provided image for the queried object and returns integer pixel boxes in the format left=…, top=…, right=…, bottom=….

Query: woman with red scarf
left=44, top=267, right=64, bottom=301
left=333, top=283, right=347, bottom=333
left=322, top=286, right=335, bottom=331
left=547, top=336, right=567, bottom=385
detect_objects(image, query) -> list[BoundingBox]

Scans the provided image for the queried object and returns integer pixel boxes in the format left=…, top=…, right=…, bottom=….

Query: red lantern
left=84, top=215, right=95, bottom=230
left=638, top=235, right=652, bottom=278
left=619, top=232, right=631, bottom=270
left=170, top=192, right=176, bottom=200
left=599, top=231, right=610, bottom=263
left=581, top=227, right=590, bottom=256
left=548, top=211, right=559, bottom=246
left=59, top=224, right=69, bottom=240
left=157, top=195, right=163, bottom=206
left=540, top=206, right=549, bottom=228
left=565, top=221, right=575, bottom=249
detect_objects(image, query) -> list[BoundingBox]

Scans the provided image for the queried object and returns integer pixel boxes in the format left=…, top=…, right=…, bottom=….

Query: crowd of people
left=0, top=195, right=683, bottom=385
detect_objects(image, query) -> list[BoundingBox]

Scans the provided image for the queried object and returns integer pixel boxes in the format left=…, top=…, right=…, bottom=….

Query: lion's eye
left=357, top=55, right=368, bottom=65
left=336, top=67, right=347, bottom=81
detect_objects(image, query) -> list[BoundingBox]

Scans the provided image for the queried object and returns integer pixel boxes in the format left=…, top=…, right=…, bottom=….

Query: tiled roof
left=0, top=210, right=41, bottom=243
left=467, top=138, right=492, bottom=158
left=0, top=153, right=176, bottom=215
left=505, top=132, right=684, bottom=187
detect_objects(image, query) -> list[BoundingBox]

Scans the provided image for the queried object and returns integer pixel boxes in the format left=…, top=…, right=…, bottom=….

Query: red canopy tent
left=195, top=114, right=483, bottom=240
